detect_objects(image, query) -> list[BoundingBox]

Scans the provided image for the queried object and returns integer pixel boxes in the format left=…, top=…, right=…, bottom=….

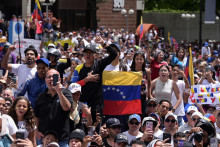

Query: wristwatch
left=172, top=108, right=176, bottom=113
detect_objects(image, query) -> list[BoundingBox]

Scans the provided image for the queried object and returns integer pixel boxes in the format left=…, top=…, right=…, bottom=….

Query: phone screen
left=53, top=74, right=59, bottom=86
left=16, top=132, right=25, bottom=140
left=64, top=43, right=69, bottom=51
left=163, top=133, right=171, bottom=143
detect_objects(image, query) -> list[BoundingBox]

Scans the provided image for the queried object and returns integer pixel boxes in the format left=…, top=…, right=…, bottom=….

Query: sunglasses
left=165, top=119, right=176, bottom=123
left=192, top=118, right=200, bottom=122
left=129, top=121, right=140, bottom=125
left=5, top=103, right=11, bottom=106
left=111, top=125, right=121, bottom=130
left=174, top=140, right=185, bottom=143
left=187, top=112, right=193, bottom=116
left=147, top=104, right=157, bottom=107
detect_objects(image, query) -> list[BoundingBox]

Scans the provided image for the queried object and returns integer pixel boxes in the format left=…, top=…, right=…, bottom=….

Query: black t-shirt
left=34, top=88, right=73, bottom=142
left=102, top=138, right=112, bottom=147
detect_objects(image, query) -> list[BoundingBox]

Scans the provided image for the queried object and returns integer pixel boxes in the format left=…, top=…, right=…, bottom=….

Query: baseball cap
left=83, top=44, right=97, bottom=53
left=0, top=79, right=6, bottom=84
left=204, top=42, right=208, bottom=47
left=204, top=113, right=216, bottom=123
left=68, top=83, right=81, bottom=94
left=69, top=129, right=85, bottom=142
left=47, top=142, right=59, bottom=147
left=177, top=141, right=193, bottom=147
left=69, top=32, right=73, bottom=36
left=36, top=58, right=49, bottom=67
left=48, top=43, right=55, bottom=48
left=114, top=133, right=128, bottom=144
left=128, top=114, right=141, bottom=123
left=186, top=106, right=198, bottom=113
left=44, top=130, right=58, bottom=140
left=146, top=98, right=158, bottom=105
left=106, top=118, right=122, bottom=128
left=191, top=111, right=203, bottom=119
left=142, top=117, right=157, bottom=127
left=165, top=113, right=178, bottom=122
left=110, top=43, right=121, bottom=52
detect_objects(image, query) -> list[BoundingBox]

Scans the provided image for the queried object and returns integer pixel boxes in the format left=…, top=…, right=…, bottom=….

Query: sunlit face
left=159, top=66, right=169, bottom=80
left=157, top=52, right=164, bottom=61
left=177, top=49, right=184, bottom=58
left=128, top=118, right=141, bottom=132
left=164, top=116, right=177, bottom=131
left=43, top=134, right=57, bottom=147
left=135, top=54, right=144, bottom=68
left=45, top=70, right=60, bottom=89
left=15, top=99, right=28, bottom=118
left=100, top=123, right=108, bottom=138
left=2, top=89, right=13, bottom=99
left=0, top=98, right=5, bottom=114
left=158, top=102, right=170, bottom=116
left=172, top=66, right=179, bottom=77
left=25, top=50, right=36, bottom=65
left=191, top=115, right=202, bottom=127
left=83, top=50, right=95, bottom=64
left=69, top=138, right=82, bottom=147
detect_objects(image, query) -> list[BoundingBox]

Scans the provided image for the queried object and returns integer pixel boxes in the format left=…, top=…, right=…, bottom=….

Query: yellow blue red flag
left=139, top=16, right=144, bottom=40
left=32, top=0, right=43, bottom=21
left=102, top=71, right=142, bottom=115
left=184, top=47, right=194, bottom=86
left=0, top=38, right=7, bottom=51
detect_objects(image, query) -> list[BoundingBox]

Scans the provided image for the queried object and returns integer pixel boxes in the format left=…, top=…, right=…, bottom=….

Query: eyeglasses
left=174, top=140, right=185, bottom=143
left=192, top=118, right=200, bottom=122
left=111, top=125, right=121, bottom=130
left=147, top=104, right=157, bottom=107
left=5, top=103, right=11, bottom=107
left=165, top=119, right=176, bottom=123
left=129, top=121, right=140, bottom=125
left=187, top=112, right=193, bottom=116
left=84, top=52, right=94, bottom=56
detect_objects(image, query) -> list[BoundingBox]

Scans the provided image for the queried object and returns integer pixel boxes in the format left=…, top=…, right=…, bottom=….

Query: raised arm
left=1, top=45, right=16, bottom=71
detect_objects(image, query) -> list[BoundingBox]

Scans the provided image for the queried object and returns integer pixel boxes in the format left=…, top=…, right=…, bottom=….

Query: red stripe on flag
left=103, top=100, right=142, bottom=115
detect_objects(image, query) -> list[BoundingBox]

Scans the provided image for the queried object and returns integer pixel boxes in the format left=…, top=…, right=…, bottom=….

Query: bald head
left=45, top=69, right=60, bottom=89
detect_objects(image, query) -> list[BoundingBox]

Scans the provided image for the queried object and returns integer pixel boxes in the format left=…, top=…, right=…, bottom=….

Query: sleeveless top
left=155, top=79, right=173, bottom=102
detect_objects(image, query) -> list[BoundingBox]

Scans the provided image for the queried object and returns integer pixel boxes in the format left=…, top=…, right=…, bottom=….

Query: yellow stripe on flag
left=189, top=47, right=194, bottom=85
left=0, top=38, right=7, bottom=43
left=103, top=71, right=142, bottom=86
left=36, top=0, right=42, bottom=10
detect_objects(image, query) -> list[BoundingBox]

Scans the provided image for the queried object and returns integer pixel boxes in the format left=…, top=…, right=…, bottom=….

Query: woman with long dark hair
left=8, top=96, right=36, bottom=146
left=131, top=51, right=152, bottom=116
left=171, top=47, right=187, bottom=67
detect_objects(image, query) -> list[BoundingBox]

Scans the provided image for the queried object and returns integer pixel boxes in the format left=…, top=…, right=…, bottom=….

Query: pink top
left=36, top=22, right=43, bottom=34
left=150, top=58, right=168, bottom=80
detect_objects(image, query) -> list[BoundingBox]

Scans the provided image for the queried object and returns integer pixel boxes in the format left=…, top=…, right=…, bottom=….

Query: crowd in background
left=0, top=14, right=220, bottom=147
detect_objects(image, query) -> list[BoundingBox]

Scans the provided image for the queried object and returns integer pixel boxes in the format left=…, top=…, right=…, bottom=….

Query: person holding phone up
left=34, top=69, right=73, bottom=147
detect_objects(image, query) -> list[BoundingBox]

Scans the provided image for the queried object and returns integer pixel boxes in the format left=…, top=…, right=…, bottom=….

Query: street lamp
left=39, top=0, right=56, bottom=19
left=216, top=16, right=219, bottom=41
left=121, top=9, right=134, bottom=31
left=181, top=13, right=196, bottom=42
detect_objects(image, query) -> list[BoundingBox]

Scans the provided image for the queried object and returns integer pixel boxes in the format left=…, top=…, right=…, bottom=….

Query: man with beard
left=1, top=45, right=38, bottom=88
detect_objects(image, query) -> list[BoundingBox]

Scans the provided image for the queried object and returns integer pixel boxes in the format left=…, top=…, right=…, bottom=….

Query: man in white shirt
left=123, top=114, right=143, bottom=143
left=1, top=46, right=38, bottom=88
left=201, top=42, right=211, bottom=57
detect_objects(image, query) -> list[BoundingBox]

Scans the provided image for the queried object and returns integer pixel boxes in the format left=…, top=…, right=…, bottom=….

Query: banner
left=102, top=71, right=142, bottom=115
left=189, top=83, right=220, bottom=104
left=8, top=21, right=24, bottom=44
left=14, top=39, right=41, bottom=58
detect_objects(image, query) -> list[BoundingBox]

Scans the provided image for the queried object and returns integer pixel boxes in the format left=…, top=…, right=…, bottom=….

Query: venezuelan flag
left=102, top=71, right=142, bottom=115
left=168, top=32, right=176, bottom=44
left=140, top=16, right=144, bottom=40
left=184, top=47, right=194, bottom=86
left=32, top=0, right=43, bottom=21
left=0, top=38, right=7, bottom=51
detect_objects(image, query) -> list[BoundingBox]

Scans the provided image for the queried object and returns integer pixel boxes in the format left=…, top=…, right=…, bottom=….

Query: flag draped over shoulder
left=168, top=32, right=176, bottom=44
left=32, top=0, right=43, bottom=21
left=184, top=47, right=194, bottom=86
left=102, top=71, right=142, bottom=115
left=139, top=16, right=144, bottom=40
left=0, top=38, right=7, bottom=51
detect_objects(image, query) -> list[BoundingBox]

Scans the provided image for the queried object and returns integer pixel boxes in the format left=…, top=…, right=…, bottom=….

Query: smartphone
left=16, top=131, right=25, bottom=140
left=0, top=70, right=3, bottom=77
left=12, top=78, right=17, bottom=84
left=145, top=121, right=153, bottom=131
left=163, top=133, right=171, bottom=143
left=88, top=126, right=95, bottom=137
left=96, top=106, right=103, bottom=119
left=64, top=43, right=69, bottom=51
left=53, top=74, right=59, bottom=86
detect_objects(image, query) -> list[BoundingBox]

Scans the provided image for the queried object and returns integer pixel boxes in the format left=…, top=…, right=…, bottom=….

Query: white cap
left=47, top=142, right=59, bottom=147
left=68, top=83, right=81, bottom=94
left=165, top=113, right=178, bottom=122
left=187, top=106, right=198, bottom=113
left=48, top=43, right=55, bottom=48
left=142, top=117, right=156, bottom=126
left=69, top=32, right=73, bottom=36
left=191, top=111, right=203, bottom=119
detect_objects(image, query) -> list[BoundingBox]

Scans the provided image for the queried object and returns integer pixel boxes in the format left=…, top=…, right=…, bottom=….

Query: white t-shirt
left=11, top=64, right=37, bottom=87
left=0, top=114, right=18, bottom=136
left=198, top=79, right=219, bottom=85
left=123, top=131, right=143, bottom=143
left=215, top=123, right=220, bottom=134
left=154, top=129, right=163, bottom=138
left=171, top=80, right=185, bottom=116
left=104, top=64, right=130, bottom=71
left=17, top=121, right=36, bottom=139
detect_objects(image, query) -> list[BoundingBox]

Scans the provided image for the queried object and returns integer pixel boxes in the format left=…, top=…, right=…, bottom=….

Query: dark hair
left=174, top=132, right=186, bottom=139
left=130, top=139, right=146, bottom=147
left=4, top=97, right=13, bottom=104
left=8, top=96, right=36, bottom=131
left=159, top=99, right=172, bottom=108
left=130, top=51, right=146, bottom=71
left=159, top=65, right=170, bottom=72
left=176, top=48, right=185, bottom=61
left=24, top=47, right=38, bottom=57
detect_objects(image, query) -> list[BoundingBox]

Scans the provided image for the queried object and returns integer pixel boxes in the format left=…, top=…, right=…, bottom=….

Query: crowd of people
left=0, top=14, right=220, bottom=147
